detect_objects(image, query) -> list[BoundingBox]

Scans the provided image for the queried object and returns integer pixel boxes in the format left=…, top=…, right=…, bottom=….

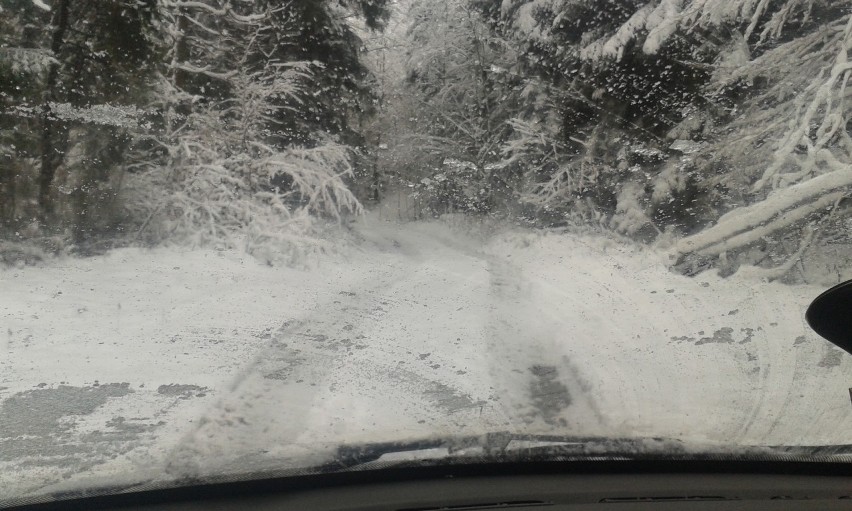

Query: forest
left=2, top=0, right=851, bottom=282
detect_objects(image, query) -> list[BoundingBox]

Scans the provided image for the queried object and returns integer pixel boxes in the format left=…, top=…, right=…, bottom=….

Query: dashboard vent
left=399, top=500, right=552, bottom=510
left=600, top=496, right=737, bottom=503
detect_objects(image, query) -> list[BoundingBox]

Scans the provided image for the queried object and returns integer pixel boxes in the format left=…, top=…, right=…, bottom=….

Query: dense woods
left=1, top=0, right=389, bottom=264
left=2, top=0, right=851, bottom=281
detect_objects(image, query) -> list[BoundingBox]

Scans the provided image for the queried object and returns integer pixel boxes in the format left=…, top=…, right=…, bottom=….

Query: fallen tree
left=672, top=169, right=851, bottom=261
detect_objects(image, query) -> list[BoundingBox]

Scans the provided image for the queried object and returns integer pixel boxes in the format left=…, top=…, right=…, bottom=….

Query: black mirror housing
left=806, top=279, right=852, bottom=355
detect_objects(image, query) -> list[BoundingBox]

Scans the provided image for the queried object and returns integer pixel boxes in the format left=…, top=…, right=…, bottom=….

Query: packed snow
left=1, top=215, right=851, bottom=501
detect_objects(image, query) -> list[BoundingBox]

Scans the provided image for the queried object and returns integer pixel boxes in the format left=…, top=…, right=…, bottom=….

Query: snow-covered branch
left=673, top=169, right=852, bottom=258
left=162, top=0, right=268, bottom=24
left=128, top=13, right=363, bottom=263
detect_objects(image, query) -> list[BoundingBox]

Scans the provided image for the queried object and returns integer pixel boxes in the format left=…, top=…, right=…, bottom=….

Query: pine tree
left=122, top=0, right=388, bottom=263
left=476, top=0, right=852, bottom=278
left=1, top=0, right=156, bottom=245
left=2, top=0, right=389, bottom=262
left=384, top=0, right=524, bottom=216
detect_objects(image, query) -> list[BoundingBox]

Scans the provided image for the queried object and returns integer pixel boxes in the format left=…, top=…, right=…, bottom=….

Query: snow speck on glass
left=1, top=0, right=851, bottom=503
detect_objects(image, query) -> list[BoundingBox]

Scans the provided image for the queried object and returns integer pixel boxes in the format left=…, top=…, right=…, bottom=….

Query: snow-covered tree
left=1, top=0, right=389, bottom=262
left=670, top=2, right=852, bottom=275
left=122, top=0, right=387, bottom=263
left=374, top=0, right=525, bottom=216
left=0, top=0, right=157, bottom=248
left=478, top=0, right=852, bottom=279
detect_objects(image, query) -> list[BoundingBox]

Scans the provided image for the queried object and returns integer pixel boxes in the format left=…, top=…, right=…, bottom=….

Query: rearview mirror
left=806, top=279, right=852, bottom=355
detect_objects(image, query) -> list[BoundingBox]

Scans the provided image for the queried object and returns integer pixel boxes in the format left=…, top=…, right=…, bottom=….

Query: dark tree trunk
left=38, top=0, right=71, bottom=224
left=173, top=8, right=190, bottom=92
left=0, top=159, right=16, bottom=228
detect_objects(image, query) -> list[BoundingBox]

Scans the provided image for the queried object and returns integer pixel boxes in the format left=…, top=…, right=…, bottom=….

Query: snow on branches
left=495, top=0, right=851, bottom=277
left=127, top=1, right=363, bottom=264
left=501, top=0, right=826, bottom=61
left=673, top=10, right=852, bottom=273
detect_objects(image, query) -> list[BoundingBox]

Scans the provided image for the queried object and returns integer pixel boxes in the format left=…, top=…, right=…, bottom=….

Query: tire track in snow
left=160, top=263, right=416, bottom=476
left=387, top=224, right=608, bottom=434
left=162, top=232, right=505, bottom=477
left=376, top=223, right=608, bottom=434
left=733, top=294, right=811, bottom=444
left=483, top=255, right=606, bottom=434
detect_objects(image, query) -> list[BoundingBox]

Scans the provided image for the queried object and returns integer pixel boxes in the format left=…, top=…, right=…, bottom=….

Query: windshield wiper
left=326, top=433, right=852, bottom=471
left=327, top=432, right=683, bottom=470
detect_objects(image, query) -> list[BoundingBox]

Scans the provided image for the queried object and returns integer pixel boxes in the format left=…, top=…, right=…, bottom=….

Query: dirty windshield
left=2, top=0, right=852, bottom=504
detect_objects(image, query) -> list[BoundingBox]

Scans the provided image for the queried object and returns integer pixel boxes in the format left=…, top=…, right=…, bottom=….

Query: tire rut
left=483, top=256, right=606, bottom=434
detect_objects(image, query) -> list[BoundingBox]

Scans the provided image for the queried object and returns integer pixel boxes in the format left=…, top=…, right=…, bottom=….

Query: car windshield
left=2, top=0, right=852, bottom=505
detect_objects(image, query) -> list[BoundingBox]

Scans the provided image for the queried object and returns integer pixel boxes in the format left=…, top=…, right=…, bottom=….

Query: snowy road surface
left=2, top=216, right=851, bottom=499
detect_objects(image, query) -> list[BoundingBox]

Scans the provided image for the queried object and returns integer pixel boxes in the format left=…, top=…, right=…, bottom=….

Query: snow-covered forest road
left=2, top=217, right=851, bottom=498
left=6, top=0, right=852, bottom=505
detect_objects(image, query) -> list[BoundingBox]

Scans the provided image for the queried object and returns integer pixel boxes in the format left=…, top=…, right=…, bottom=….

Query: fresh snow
left=1, top=216, right=851, bottom=501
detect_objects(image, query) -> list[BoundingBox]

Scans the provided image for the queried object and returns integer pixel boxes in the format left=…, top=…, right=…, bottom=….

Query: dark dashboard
left=5, top=460, right=852, bottom=511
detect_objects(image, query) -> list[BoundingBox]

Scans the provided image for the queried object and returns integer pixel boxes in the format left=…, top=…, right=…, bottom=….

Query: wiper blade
left=329, top=432, right=680, bottom=469
left=327, top=434, right=852, bottom=471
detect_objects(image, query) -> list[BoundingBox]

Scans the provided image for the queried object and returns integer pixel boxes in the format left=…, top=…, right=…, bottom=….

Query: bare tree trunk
left=0, top=159, right=16, bottom=228
left=38, top=0, right=71, bottom=224
left=371, top=132, right=382, bottom=204
left=173, top=8, right=190, bottom=92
